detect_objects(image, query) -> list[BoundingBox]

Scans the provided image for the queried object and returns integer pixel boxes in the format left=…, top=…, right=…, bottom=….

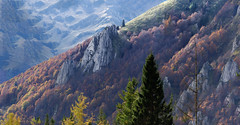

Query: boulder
left=217, top=59, right=239, bottom=90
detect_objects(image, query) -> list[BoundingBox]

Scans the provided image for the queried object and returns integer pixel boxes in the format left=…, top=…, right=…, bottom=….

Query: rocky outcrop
left=224, top=92, right=235, bottom=107
left=176, top=90, right=188, bottom=110
left=188, top=111, right=210, bottom=125
left=80, top=25, right=118, bottom=72
left=176, top=62, right=213, bottom=124
left=217, top=59, right=239, bottom=90
left=232, top=36, right=240, bottom=53
left=220, top=59, right=239, bottom=83
left=163, top=77, right=171, bottom=88
left=56, top=60, right=75, bottom=85
left=187, top=62, right=213, bottom=94
left=235, top=105, right=240, bottom=117
left=237, top=5, right=240, bottom=16
left=55, top=25, right=118, bottom=84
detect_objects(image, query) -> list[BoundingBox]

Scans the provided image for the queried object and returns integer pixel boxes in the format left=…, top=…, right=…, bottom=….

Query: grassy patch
left=120, top=0, right=227, bottom=34
left=120, top=0, right=186, bottom=33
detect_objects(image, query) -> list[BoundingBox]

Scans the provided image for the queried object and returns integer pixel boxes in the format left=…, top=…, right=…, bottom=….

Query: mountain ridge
left=1, top=0, right=240, bottom=124
left=0, top=0, right=164, bottom=83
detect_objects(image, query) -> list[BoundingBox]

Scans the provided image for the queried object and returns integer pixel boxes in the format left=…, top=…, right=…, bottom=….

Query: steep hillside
left=0, top=0, right=54, bottom=83
left=0, top=0, right=164, bottom=83
left=1, top=0, right=240, bottom=124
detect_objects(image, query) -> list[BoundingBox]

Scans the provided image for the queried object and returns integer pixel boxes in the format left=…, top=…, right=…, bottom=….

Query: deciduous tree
left=1, top=113, right=21, bottom=125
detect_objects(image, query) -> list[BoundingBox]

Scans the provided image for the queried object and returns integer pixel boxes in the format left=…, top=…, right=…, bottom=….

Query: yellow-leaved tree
left=1, top=113, right=21, bottom=125
left=62, top=118, right=74, bottom=125
left=62, top=93, right=93, bottom=125
left=30, top=117, right=41, bottom=125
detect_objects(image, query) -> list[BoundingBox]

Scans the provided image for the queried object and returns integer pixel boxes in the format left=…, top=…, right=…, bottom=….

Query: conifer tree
left=97, top=109, right=109, bottom=125
left=132, top=53, right=173, bottom=125
left=50, top=118, right=55, bottom=125
left=44, top=114, right=49, bottom=125
left=116, top=78, right=138, bottom=125
left=122, top=19, right=125, bottom=27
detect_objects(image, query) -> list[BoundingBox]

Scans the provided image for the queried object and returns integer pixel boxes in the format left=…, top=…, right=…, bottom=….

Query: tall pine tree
left=116, top=78, right=138, bottom=125
left=122, top=19, right=125, bottom=27
left=132, top=53, right=173, bottom=125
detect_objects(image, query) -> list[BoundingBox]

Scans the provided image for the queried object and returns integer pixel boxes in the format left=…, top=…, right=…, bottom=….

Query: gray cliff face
left=235, top=105, right=240, bottom=117
left=220, top=59, right=239, bottom=83
left=55, top=25, right=118, bottom=84
left=177, top=59, right=240, bottom=124
left=237, top=5, right=240, bottom=16
left=187, top=62, right=213, bottom=95
left=232, top=35, right=240, bottom=53
left=224, top=92, right=235, bottom=107
left=176, top=62, right=213, bottom=125
left=56, top=60, right=75, bottom=85
left=232, top=36, right=240, bottom=53
left=176, top=62, right=213, bottom=107
left=223, top=88, right=240, bottom=117
left=163, top=77, right=171, bottom=88
left=176, top=90, right=188, bottom=111
left=188, top=111, right=209, bottom=125
left=80, top=25, right=118, bottom=72
left=217, top=59, right=239, bottom=90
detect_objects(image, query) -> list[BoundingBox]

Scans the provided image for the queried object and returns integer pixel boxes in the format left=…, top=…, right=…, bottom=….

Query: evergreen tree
left=122, top=19, right=125, bottom=27
left=132, top=53, right=173, bottom=125
left=50, top=118, right=55, bottom=125
left=44, top=114, right=49, bottom=125
left=37, top=117, right=41, bottom=125
left=116, top=78, right=138, bottom=125
left=97, top=109, right=109, bottom=125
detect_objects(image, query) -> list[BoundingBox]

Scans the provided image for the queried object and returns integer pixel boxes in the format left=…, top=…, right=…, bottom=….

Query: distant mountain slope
left=23, top=0, right=165, bottom=53
left=0, top=0, right=54, bottom=83
left=0, top=0, right=164, bottom=83
left=1, top=0, right=240, bottom=124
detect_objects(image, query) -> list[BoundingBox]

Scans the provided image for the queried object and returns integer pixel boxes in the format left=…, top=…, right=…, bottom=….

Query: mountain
left=23, top=0, right=166, bottom=53
left=0, top=0, right=164, bottom=83
left=1, top=0, right=240, bottom=124
left=0, top=0, right=54, bottom=83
